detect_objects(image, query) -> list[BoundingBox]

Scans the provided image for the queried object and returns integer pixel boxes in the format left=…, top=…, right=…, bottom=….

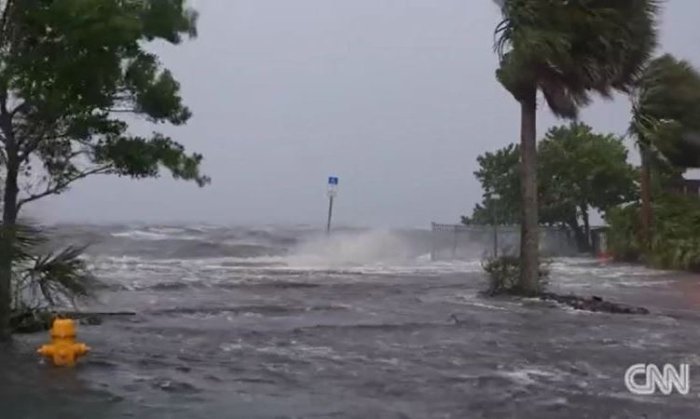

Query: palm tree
left=493, top=0, right=659, bottom=294
left=1, top=223, right=96, bottom=333
left=630, top=54, right=700, bottom=248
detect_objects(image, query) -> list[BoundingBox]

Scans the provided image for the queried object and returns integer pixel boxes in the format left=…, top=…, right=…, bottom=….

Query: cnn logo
left=625, top=364, right=690, bottom=395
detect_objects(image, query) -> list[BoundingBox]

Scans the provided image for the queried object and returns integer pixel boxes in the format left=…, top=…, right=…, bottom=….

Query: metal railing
left=430, top=222, right=576, bottom=261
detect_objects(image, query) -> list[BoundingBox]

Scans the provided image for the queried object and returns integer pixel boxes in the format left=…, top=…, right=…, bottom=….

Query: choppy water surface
left=3, top=225, right=700, bottom=418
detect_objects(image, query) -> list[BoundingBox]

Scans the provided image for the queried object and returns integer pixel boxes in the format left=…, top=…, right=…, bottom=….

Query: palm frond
left=0, top=222, right=44, bottom=263
left=631, top=54, right=700, bottom=168
left=494, top=0, right=660, bottom=115
left=539, top=74, right=592, bottom=119
left=5, top=222, right=97, bottom=310
left=26, top=245, right=96, bottom=307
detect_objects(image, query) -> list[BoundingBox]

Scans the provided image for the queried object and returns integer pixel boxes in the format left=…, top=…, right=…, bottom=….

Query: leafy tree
left=630, top=54, right=700, bottom=247
left=464, top=123, right=637, bottom=251
left=538, top=123, right=637, bottom=250
left=0, top=1, right=208, bottom=340
left=462, top=144, right=520, bottom=226
left=493, top=0, right=659, bottom=294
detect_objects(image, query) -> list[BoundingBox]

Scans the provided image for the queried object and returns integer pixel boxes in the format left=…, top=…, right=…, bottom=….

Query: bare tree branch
left=17, top=165, right=112, bottom=209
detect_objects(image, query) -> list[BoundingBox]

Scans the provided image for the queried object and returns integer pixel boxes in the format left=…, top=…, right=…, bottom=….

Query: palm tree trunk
left=519, top=88, right=539, bottom=295
left=0, top=158, right=18, bottom=341
left=640, top=146, right=653, bottom=251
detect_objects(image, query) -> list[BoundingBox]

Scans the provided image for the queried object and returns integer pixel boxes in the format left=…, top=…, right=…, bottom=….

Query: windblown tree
left=493, top=0, right=659, bottom=294
left=464, top=123, right=636, bottom=251
left=462, top=144, right=521, bottom=226
left=537, top=123, right=636, bottom=250
left=630, top=54, right=700, bottom=248
left=0, top=0, right=209, bottom=340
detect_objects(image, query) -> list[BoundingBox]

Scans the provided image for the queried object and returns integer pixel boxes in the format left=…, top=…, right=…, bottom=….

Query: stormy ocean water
left=2, top=224, right=700, bottom=418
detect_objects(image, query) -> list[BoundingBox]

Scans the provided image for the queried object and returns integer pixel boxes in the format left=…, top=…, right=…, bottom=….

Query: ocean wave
left=89, top=252, right=482, bottom=278
left=164, top=242, right=284, bottom=259
left=111, top=229, right=200, bottom=241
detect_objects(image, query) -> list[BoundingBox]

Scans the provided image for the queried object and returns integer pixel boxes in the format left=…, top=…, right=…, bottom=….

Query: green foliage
left=0, top=0, right=208, bottom=213
left=538, top=123, right=637, bottom=225
left=606, top=196, right=700, bottom=272
left=465, top=143, right=521, bottom=225
left=631, top=54, right=700, bottom=168
left=482, top=255, right=549, bottom=296
left=495, top=0, right=659, bottom=118
left=0, top=0, right=206, bottom=338
left=493, top=0, right=659, bottom=294
left=605, top=204, right=643, bottom=262
left=8, top=224, right=97, bottom=310
left=464, top=123, right=636, bottom=250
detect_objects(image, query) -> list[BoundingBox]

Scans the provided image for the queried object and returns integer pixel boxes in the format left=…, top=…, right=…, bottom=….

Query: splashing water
left=287, top=230, right=423, bottom=268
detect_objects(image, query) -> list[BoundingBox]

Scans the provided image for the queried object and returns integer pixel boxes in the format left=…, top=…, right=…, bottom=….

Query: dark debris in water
left=538, top=293, right=650, bottom=315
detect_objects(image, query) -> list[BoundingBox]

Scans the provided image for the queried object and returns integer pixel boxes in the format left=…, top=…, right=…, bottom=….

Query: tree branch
left=17, top=165, right=112, bottom=209
left=16, top=117, right=66, bottom=155
left=10, top=101, right=30, bottom=118
left=0, top=0, right=14, bottom=49
left=0, top=90, right=7, bottom=117
left=0, top=81, right=9, bottom=145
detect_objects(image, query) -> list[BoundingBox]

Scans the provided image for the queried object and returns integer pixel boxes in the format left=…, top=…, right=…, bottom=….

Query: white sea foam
left=111, top=228, right=200, bottom=241
left=92, top=228, right=678, bottom=293
left=287, top=230, right=416, bottom=267
left=498, top=367, right=563, bottom=386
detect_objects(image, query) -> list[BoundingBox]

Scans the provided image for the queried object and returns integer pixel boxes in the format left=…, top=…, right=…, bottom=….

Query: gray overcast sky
left=33, top=0, right=700, bottom=227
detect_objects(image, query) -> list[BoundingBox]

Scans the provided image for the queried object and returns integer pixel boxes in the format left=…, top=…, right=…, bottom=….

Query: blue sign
left=328, top=176, right=339, bottom=186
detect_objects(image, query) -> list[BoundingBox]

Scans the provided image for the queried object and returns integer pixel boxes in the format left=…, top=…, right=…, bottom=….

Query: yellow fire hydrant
left=38, top=318, right=90, bottom=367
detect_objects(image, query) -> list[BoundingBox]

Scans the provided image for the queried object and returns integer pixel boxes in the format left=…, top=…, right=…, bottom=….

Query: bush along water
left=480, top=255, right=649, bottom=314
left=482, top=256, right=550, bottom=296
left=607, top=194, right=700, bottom=272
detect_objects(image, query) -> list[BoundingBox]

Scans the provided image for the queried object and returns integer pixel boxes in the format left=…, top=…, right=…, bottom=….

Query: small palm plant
left=4, top=223, right=96, bottom=332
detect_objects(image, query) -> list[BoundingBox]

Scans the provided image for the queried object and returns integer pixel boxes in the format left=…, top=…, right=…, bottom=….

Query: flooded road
left=2, top=225, right=700, bottom=418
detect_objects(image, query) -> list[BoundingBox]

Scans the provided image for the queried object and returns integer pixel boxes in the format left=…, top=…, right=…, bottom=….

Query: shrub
left=606, top=195, right=700, bottom=272
left=606, top=203, right=644, bottom=262
left=482, top=255, right=550, bottom=296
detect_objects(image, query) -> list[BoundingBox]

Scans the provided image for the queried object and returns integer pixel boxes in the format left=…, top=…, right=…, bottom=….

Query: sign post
left=326, top=176, right=339, bottom=235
